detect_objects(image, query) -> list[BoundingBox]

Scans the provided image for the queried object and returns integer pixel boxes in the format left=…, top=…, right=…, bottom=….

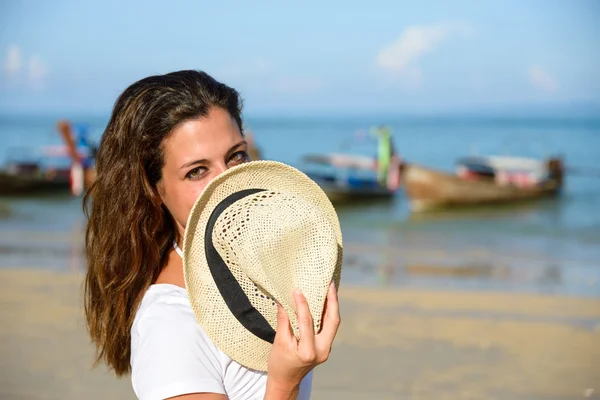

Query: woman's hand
left=264, top=281, right=341, bottom=399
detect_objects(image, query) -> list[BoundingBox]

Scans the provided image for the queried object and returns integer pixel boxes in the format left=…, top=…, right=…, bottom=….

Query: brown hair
left=83, top=70, right=244, bottom=376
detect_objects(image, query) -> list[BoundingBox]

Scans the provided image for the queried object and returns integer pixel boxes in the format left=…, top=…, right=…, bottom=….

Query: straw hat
left=182, top=160, right=343, bottom=372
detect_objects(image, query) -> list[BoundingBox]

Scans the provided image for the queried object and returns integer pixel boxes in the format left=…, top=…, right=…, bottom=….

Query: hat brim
left=182, top=160, right=342, bottom=372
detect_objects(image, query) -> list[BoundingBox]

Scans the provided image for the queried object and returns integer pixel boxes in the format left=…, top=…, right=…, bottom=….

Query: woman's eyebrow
left=178, top=141, right=248, bottom=171
left=179, top=158, right=208, bottom=171
left=228, top=140, right=247, bottom=153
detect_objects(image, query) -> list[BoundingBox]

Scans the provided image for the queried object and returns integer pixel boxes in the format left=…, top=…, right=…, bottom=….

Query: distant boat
left=299, top=153, right=397, bottom=203
left=0, top=119, right=96, bottom=197
left=401, top=155, right=564, bottom=212
left=0, top=160, right=71, bottom=196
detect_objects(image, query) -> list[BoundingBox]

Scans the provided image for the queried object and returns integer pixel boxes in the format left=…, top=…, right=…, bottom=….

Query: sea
left=1, top=113, right=599, bottom=298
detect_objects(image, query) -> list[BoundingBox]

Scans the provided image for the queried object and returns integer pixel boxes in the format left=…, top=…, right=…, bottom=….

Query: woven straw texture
left=183, top=160, right=343, bottom=372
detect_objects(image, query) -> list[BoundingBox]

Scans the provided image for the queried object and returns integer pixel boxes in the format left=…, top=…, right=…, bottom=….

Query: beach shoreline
left=1, top=225, right=599, bottom=299
left=1, top=268, right=599, bottom=400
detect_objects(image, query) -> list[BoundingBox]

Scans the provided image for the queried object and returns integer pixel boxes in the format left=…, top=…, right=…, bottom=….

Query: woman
left=84, top=70, right=340, bottom=400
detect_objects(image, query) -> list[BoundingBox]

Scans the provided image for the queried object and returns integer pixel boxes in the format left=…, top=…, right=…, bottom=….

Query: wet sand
left=1, top=268, right=599, bottom=400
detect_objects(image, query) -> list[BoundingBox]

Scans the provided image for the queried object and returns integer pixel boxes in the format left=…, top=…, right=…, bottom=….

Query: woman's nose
left=213, top=162, right=228, bottom=176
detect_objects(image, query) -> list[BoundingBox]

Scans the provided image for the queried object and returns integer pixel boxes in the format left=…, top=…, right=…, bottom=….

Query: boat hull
left=301, top=153, right=397, bottom=204
left=0, top=171, right=71, bottom=196
left=319, top=183, right=394, bottom=204
left=401, top=161, right=563, bottom=212
left=304, top=173, right=395, bottom=204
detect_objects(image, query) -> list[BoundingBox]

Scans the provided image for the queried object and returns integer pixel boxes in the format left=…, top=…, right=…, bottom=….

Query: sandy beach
left=1, top=268, right=599, bottom=400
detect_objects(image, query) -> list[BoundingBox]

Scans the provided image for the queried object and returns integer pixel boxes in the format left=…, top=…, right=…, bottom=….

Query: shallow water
left=1, top=114, right=599, bottom=297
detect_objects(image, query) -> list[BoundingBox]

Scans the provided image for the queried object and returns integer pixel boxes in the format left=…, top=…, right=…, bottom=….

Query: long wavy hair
left=83, top=70, right=244, bottom=376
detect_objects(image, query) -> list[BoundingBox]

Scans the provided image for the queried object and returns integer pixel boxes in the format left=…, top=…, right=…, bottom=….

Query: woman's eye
left=229, top=151, right=249, bottom=164
left=186, top=166, right=207, bottom=180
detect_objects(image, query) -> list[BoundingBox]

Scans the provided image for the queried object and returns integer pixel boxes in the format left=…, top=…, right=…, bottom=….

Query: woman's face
left=156, top=107, right=249, bottom=238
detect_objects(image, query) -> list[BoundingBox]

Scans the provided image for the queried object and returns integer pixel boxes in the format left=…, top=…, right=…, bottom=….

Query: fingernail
left=294, top=288, right=302, bottom=296
left=329, top=281, right=335, bottom=288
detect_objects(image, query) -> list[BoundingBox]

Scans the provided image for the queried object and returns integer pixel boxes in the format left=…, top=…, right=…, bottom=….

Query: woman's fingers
left=317, top=281, right=341, bottom=348
left=273, top=284, right=339, bottom=366
left=293, top=289, right=316, bottom=362
left=275, top=303, right=293, bottom=343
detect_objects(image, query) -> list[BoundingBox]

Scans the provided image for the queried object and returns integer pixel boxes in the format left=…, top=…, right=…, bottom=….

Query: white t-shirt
left=130, top=284, right=313, bottom=400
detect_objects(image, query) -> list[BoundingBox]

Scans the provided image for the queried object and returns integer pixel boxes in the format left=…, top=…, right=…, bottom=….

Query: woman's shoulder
left=132, top=284, right=205, bottom=341
left=132, top=284, right=190, bottom=330
left=134, top=284, right=190, bottom=319
left=130, top=284, right=229, bottom=399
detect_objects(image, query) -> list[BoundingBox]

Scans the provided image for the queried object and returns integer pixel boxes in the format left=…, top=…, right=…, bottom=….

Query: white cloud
left=376, top=23, right=469, bottom=87
left=5, top=45, right=22, bottom=74
left=529, top=66, right=558, bottom=93
left=271, top=76, right=323, bottom=94
left=377, top=26, right=447, bottom=72
left=3, top=45, right=48, bottom=89
left=28, top=55, right=48, bottom=82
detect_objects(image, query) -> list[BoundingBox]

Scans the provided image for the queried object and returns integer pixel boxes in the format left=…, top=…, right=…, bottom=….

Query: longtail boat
left=299, top=153, right=398, bottom=203
left=0, top=120, right=96, bottom=197
left=400, top=156, right=564, bottom=212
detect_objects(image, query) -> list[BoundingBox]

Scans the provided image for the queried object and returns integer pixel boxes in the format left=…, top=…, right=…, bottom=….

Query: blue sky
left=1, top=0, right=599, bottom=115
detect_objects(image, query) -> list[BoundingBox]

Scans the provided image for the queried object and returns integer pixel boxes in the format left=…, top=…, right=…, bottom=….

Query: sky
left=0, top=0, right=599, bottom=115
